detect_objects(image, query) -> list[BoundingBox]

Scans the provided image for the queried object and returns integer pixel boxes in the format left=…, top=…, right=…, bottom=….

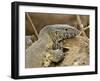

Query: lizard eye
left=65, top=29, right=68, bottom=31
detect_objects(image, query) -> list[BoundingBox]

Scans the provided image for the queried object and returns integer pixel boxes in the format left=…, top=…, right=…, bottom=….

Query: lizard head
left=48, top=24, right=80, bottom=42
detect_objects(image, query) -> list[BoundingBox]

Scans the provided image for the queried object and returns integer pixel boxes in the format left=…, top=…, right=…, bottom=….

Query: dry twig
left=26, top=13, right=39, bottom=39
left=76, top=15, right=87, bottom=38
left=84, top=26, right=89, bottom=31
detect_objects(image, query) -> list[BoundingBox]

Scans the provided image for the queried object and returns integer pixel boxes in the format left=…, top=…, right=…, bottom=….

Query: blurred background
left=25, top=12, right=89, bottom=38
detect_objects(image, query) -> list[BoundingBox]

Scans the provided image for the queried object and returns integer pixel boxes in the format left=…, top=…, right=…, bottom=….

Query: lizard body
left=25, top=24, right=80, bottom=68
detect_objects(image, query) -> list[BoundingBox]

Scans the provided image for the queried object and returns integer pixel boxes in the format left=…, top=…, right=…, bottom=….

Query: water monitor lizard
left=25, top=24, right=80, bottom=68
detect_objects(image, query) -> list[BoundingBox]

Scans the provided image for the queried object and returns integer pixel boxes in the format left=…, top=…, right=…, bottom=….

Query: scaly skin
left=25, top=24, right=80, bottom=68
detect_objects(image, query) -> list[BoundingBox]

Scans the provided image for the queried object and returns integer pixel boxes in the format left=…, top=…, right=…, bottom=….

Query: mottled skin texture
left=25, top=24, right=80, bottom=68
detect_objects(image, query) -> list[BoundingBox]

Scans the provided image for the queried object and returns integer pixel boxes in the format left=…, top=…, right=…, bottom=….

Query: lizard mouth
left=62, top=47, right=69, bottom=52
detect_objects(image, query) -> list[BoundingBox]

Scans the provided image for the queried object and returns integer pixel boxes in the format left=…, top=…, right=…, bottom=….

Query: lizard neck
left=39, top=33, right=53, bottom=49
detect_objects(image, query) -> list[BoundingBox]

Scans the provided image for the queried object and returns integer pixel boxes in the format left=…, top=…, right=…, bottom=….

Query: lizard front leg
left=42, top=49, right=64, bottom=67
